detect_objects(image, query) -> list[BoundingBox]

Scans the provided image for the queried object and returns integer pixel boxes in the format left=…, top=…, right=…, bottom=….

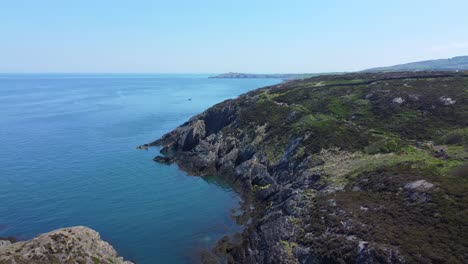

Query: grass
left=292, top=114, right=337, bottom=133
left=348, top=146, right=463, bottom=177
left=258, top=184, right=271, bottom=190
left=327, top=97, right=348, bottom=118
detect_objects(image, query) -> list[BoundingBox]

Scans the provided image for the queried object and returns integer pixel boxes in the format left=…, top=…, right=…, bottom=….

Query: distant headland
left=210, top=56, right=468, bottom=81
left=209, top=72, right=343, bottom=80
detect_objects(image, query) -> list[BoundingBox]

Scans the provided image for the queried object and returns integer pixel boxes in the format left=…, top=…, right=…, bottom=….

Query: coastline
left=145, top=71, right=468, bottom=263
left=0, top=74, right=280, bottom=264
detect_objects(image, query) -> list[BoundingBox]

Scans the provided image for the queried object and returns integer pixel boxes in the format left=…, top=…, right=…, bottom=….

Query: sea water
left=0, top=74, right=280, bottom=263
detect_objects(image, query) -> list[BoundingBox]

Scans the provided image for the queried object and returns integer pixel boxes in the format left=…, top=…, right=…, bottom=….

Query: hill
left=209, top=72, right=341, bottom=80
left=145, top=71, right=468, bottom=263
left=364, top=56, right=468, bottom=72
left=211, top=56, right=468, bottom=79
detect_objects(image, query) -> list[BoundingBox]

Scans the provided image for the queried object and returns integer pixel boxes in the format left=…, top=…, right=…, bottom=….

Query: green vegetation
left=321, top=79, right=365, bottom=86
left=160, top=72, right=468, bottom=263
left=91, top=256, right=101, bottom=264
left=252, top=183, right=272, bottom=191
left=327, top=97, right=348, bottom=118
left=235, top=73, right=468, bottom=165
left=279, top=240, right=298, bottom=258
left=292, top=114, right=337, bottom=133
left=364, top=136, right=405, bottom=154
left=437, top=128, right=468, bottom=146
left=231, top=72, right=468, bottom=262
left=300, top=149, right=468, bottom=263
left=364, top=55, right=468, bottom=72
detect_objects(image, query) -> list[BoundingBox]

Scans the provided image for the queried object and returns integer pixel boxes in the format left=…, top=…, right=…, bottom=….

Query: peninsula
left=149, top=71, right=468, bottom=263
left=209, top=72, right=337, bottom=80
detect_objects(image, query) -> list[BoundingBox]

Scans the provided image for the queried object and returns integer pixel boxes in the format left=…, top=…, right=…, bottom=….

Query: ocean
left=0, top=74, right=280, bottom=263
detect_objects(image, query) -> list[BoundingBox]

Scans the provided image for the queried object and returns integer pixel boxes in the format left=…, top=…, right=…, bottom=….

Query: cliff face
left=151, top=71, right=468, bottom=264
left=0, top=226, right=133, bottom=264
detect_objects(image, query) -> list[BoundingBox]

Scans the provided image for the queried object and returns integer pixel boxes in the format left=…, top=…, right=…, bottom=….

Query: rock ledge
left=0, top=226, right=133, bottom=264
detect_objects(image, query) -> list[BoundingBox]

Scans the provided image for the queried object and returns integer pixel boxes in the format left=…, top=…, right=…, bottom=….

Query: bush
left=364, top=137, right=405, bottom=154
left=452, top=163, right=468, bottom=177
left=438, top=128, right=468, bottom=145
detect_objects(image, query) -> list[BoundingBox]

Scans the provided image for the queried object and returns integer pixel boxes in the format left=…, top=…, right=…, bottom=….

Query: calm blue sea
left=0, top=74, right=280, bottom=263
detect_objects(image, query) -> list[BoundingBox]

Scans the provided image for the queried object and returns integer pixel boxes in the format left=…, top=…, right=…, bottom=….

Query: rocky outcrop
left=146, top=72, right=468, bottom=263
left=0, top=226, right=133, bottom=264
left=0, top=240, right=11, bottom=248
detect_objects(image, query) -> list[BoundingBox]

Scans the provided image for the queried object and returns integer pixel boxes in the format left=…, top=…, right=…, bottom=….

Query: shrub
left=438, top=128, right=468, bottom=145
left=364, top=137, right=405, bottom=154
left=452, top=163, right=468, bottom=177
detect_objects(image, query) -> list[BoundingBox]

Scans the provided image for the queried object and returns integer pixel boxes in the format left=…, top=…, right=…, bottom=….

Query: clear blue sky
left=1, top=0, right=467, bottom=73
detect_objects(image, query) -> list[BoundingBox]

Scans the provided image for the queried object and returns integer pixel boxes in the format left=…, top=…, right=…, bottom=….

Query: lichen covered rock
left=0, top=226, right=133, bottom=264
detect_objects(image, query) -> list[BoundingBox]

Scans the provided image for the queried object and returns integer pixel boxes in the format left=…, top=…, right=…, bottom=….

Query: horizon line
left=1, top=55, right=466, bottom=76
left=0, top=72, right=326, bottom=75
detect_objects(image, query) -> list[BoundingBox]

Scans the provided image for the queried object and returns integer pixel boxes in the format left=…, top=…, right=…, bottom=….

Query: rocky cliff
left=0, top=226, right=133, bottom=264
left=148, top=71, right=468, bottom=263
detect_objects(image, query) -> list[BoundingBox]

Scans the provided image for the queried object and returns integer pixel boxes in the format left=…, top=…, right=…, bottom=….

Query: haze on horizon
left=1, top=0, right=467, bottom=74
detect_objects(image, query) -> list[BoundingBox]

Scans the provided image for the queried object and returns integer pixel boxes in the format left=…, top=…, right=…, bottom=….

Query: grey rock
left=153, top=155, right=173, bottom=164
left=0, top=226, right=133, bottom=264
left=404, top=180, right=435, bottom=203
left=0, top=240, right=11, bottom=248
left=404, top=180, right=434, bottom=191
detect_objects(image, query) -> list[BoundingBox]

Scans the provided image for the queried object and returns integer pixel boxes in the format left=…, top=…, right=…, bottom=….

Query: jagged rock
left=153, top=155, right=173, bottom=164
left=182, top=120, right=206, bottom=151
left=0, top=226, right=133, bottom=264
left=136, top=143, right=149, bottom=149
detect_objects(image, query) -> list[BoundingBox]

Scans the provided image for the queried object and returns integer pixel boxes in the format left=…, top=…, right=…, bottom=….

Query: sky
left=1, top=0, right=468, bottom=73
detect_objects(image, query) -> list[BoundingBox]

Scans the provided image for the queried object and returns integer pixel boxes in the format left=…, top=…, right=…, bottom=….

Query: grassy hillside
left=365, top=56, right=468, bottom=72
left=154, top=71, right=468, bottom=263
left=237, top=72, right=468, bottom=262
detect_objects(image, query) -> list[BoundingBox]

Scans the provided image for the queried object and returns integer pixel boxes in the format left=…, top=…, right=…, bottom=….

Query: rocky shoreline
left=0, top=226, right=133, bottom=264
left=144, top=71, right=468, bottom=263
